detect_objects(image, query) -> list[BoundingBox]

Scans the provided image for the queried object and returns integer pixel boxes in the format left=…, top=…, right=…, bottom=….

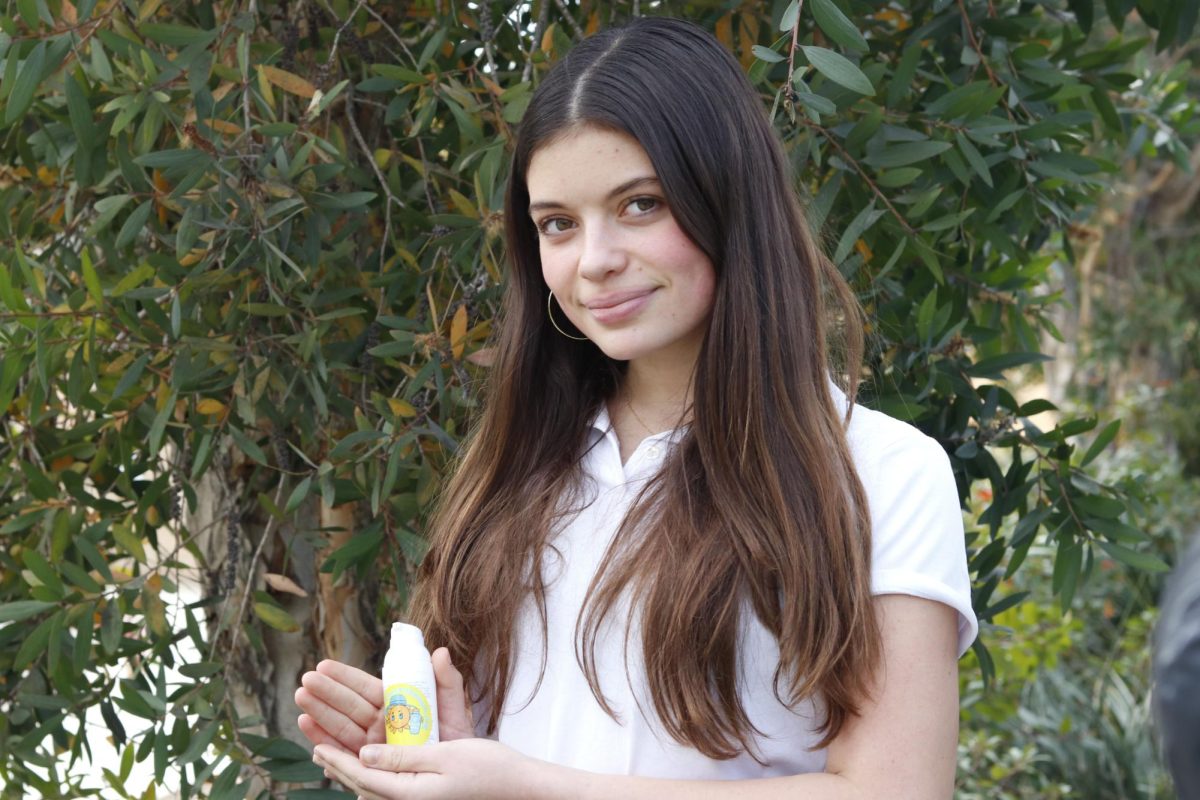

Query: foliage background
left=0, top=0, right=1195, bottom=797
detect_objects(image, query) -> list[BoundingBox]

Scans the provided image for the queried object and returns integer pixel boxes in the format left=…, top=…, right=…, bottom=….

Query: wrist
left=522, top=754, right=591, bottom=800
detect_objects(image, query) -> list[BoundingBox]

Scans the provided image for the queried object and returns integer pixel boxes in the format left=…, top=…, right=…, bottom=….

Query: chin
left=589, top=338, right=643, bottom=362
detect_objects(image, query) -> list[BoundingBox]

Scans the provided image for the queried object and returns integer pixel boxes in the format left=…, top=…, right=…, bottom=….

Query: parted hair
left=409, top=17, right=881, bottom=757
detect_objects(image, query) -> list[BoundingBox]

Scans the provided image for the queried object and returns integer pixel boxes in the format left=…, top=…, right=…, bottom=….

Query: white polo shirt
left=491, top=390, right=977, bottom=778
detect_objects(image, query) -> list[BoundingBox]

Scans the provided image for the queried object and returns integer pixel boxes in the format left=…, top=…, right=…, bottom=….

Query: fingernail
left=360, top=745, right=381, bottom=765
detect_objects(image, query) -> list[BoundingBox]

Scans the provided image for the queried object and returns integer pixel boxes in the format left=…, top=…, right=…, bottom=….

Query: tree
left=0, top=0, right=1194, bottom=796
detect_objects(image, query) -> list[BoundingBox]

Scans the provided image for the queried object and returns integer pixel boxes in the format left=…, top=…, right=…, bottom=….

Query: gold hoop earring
left=547, top=291, right=588, bottom=341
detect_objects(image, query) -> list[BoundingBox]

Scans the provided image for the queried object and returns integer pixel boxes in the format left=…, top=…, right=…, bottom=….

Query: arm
left=311, top=594, right=961, bottom=800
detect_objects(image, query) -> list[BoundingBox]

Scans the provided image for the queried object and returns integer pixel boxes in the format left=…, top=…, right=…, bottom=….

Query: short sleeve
left=853, top=423, right=978, bottom=658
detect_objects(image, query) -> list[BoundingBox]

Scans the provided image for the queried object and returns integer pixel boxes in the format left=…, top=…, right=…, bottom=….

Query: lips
left=583, top=288, right=657, bottom=323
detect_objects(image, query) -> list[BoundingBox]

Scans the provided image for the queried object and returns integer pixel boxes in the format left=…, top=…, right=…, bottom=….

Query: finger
left=431, top=648, right=475, bottom=740
left=316, top=744, right=425, bottom=799
left=316, top=659, right=384, bottom=707
left=295, top=685, right=373, bottom=752
left=358, top=743, right=445, bottom=775
left=313, top=745, right=382, bottom=799
left=296, top=713, right=354, bottom=755
left=302, top=670, right=382, bottom=732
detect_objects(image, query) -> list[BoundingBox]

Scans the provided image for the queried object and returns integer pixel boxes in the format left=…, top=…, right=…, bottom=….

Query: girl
left=295, top=17, right=976, bottom=799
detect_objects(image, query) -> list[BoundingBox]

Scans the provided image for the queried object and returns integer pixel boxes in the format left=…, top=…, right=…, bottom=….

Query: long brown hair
left=409, top=17, right=881, bottom=757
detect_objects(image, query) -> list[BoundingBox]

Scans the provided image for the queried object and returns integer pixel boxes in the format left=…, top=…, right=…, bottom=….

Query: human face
left=526, top=126, right=716, bottom=367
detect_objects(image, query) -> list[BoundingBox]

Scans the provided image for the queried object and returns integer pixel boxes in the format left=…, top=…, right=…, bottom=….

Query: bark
left=187, top=442, right=373, bottom=796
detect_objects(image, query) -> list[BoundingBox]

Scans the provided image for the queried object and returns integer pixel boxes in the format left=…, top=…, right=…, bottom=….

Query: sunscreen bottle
left=381, top=622, right=439, bottom=746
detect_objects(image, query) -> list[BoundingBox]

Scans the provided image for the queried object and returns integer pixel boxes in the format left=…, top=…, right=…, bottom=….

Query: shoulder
left=830, top=384, right=952, bottom=482
left=829, top=382, right=978, bottom=657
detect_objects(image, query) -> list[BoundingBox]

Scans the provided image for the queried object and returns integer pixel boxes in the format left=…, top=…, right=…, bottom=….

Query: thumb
left=431, top=646, right=475, bottom=740
left=358, top=742, right=443, bottom=774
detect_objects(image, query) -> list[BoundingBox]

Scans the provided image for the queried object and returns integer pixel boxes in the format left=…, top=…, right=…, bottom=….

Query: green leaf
left=985, top=189, right=1026, bottom=223
left=112, top=517, right=148, bottom=563
left=285, top=476, right=313, bottom=514
left=876, top=167, right=922, bottom=187
left=1018, top=398, right=1058, bottom=416
left=308, top=191, right=378, bottom=210
left=1069, top=0, right=1095, bottom=32
left=955, top=131, right=993, bottom=187
left=65, top=73, right=97, bottom=139
left=61, top=561, right=104, bottom=593
left=178, top=662, right=223, bottom=681
left=794, top=91, right=836, bottom=116
left=779, top=0, right=800, bottom=31
left=254, top=602, right=301, bottom=632
left=1052, top=539, right=1083, bottom=611
left=751, top=45, right=786, bottom=63
left=115, top=200, right=155, bottom=249
left=133, top=149, right=212, bottom=172
left=5, top=40, right=46, bottom=125
left=88, top=193, right=135, bottom=235
left=372, top=64, right=424, bottom=83
left=1084, top=517, right=1145, bottom=544
left=800, top=46, right=874, bottom=95
left=925, top=81, right=1003, bottom=119
left=916, top=289, right=938, bottom=342
left=321, top=527, right=385, bottom=572
left=14, top=613, right=57, bottom=670
left=810, top=0, right=870, bottom=52
left=111, top=262, right=154, bottom=297
left=0, top=600, right=56, bottom=623
left=328, top=430, right=389, bottom=461
left=888, top=44, right=922, bottom=106
left=1097, top=541, right=1170, bottom=573
left=258, top=122, right=298, bottom=137
left=17, top=0, right=40, bottom=28
left=22, top=550, right=65, bottom=597
left=966, top=351, right=1053, bottom=378
left=177, top=719, right=221, bottom=764
left=81, top=249, right=104, bottom=306
left=833, top=202, right=884, bottom=264
left=230, top=426, right=268, bottom=466
left=140, top=23, right=218, bottom=47
left=863, top=140, right=952, bottom=168
left=107, top=352, right=151, bottom=406
left=1072, top=493, right=1126, bottom=519
left=1080, top=418, right=1121, bottom=466
left=239, top=303, right=291, bottom=317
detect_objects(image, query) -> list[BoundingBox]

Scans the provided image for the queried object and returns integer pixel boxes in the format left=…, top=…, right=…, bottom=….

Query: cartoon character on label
left=383, top=684, right=433, bottom=744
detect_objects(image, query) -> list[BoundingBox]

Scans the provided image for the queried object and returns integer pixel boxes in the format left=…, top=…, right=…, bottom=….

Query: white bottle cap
left=391, top=622, right=425, bottom=648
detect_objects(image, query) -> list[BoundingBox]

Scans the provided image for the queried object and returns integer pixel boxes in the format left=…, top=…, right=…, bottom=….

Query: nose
left=577, top=219, right=626, bottom=281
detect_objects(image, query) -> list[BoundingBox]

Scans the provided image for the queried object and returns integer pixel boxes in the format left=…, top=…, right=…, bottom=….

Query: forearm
left=534, top=762, right=864, bottom=800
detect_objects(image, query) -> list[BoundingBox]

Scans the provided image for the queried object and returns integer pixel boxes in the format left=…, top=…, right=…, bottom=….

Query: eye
left=625, top=196, right=661, bottom=216
left=536, top=217, right=575, bottom=236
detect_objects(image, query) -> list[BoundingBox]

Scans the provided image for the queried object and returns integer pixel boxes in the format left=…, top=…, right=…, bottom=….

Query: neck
left=622, top=353, right=697, bottom=434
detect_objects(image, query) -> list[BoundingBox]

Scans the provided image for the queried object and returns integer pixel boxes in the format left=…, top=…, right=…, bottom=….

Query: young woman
left=295, top=17, right=976, bottom=799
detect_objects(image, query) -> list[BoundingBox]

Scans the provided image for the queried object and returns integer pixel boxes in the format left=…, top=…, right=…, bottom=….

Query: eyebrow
left=528, top=176, right=660, bottom=214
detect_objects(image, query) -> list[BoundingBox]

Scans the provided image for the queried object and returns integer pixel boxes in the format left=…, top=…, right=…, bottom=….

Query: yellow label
left=383, top=683, right=433, bottom=745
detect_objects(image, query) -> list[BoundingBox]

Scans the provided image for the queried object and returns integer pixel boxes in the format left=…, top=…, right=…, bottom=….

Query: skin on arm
left=309, top=595, right=961, bottom=800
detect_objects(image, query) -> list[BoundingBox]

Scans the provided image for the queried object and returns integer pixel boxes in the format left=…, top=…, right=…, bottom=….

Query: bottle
left=381, top=622, right=439, bottom=746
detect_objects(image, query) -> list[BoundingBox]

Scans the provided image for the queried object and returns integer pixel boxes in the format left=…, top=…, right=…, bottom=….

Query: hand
left=295, top=649, right=476, bottom=754
left=295, top=659, right=385, bottom=755
left=429, top=646, right=477, bottom=741
left=312, top=738, right=547, bottom=800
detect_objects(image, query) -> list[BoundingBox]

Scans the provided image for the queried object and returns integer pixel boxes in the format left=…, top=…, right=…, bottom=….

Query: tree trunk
left=188, top=442, right=373, bottom=795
